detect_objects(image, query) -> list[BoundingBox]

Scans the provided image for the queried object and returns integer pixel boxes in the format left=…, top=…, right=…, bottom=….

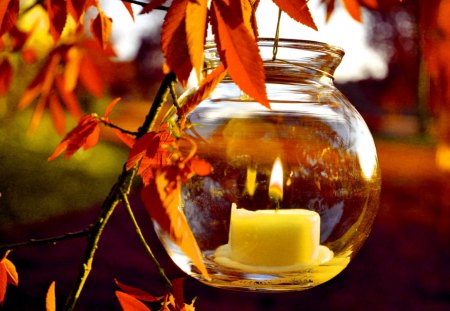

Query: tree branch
left=63, top=72, right=178, bottom=311
left=0, top=229, right=91, bottom=252
left=120, top=191, right=172, bottom=289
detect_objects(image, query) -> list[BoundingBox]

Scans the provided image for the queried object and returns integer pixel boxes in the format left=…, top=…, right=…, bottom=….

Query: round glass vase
left=156, top=38, right=381, bottom=291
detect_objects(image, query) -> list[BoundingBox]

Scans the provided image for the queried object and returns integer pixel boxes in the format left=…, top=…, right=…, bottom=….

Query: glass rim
left=257, top=37, right=345, bottom=58
left=205, top=37, right=345, bottom=58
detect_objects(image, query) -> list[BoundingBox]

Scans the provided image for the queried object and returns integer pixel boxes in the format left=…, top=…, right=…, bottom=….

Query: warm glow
left=436, top=143, right=450, bottom=172
left=269, top=157, right=283, bottom=200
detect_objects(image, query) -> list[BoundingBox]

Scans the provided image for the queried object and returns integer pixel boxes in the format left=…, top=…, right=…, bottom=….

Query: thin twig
left=120, top=191, right=172, bottom=289
left=102, top=121, right=139, bottom=136
left=0, top=229, right=92, bottom=252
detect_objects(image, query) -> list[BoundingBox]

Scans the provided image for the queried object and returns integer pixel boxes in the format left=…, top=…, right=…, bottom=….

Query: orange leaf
left=185, top=0, right=208, bottom=79
left=188, top=156, right=213, bottom=176
left=45, top=281, right=56, bottom=311
left=48, top=114, right=100, bottom=160
left=55, top=76, right=83, bottom=119
left=0, top=0, right=19, bottom=37
left=0, top=264, right=6, bottom=305
left=321, top=0, right=335, bottom=22
left=341, top=0, right=362, bottom=22
left=47, top=0, right=68, bottom=42
left=114, top=130, right=135, bottom=149
left=140, top=0, right=168, bottom=14
left=90, top=9, right=113, bottom=50
left=9, top=25, right=29, bottom=51
left=177, top=64, right=227, bottom=118
left=359, top=0, right=378, bottom=9
left=0, top=58, right=13, bottom=95
left=211, top=0, right=269, bottom=108
left=63, top=47, right=82, bottom=92
left=115, top=279, right=163, bottom=302
left=115, top=291, right=151, bottom=311
left=141, top=168, right=210, bottom=279
left=126, top=132, right=162, bottom=171
left=241, top=0, right=258, bottom=38
left=48, top=92, right=66, bottom=135
left=272, top=0, right=317, bottom=30
left=67, top=0, right=87, bottom=21
left=78, top=53, right=104, bottom=98
left=121, top=1, right=135, bottom=20
left=2, top=258, right=18, bottom=287
left=103, top=97, right=122, bottom=119
left=172, top=278, right=186, bottom=310
left=161, top=0, right=193, bottom=86
left=18, top=52, right=60, bottom=110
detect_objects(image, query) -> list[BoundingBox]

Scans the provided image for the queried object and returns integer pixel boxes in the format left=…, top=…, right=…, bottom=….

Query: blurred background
left=1, top=0, right=450, bottom=310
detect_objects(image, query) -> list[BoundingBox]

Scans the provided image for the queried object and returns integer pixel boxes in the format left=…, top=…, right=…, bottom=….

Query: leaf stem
left=120, top=191, right=172, bottom=289
left=0, top=229, right=92, bottom=252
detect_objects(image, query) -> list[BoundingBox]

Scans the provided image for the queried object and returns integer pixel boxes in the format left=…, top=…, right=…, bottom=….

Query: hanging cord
left=272, top=8, right=282, bottom=61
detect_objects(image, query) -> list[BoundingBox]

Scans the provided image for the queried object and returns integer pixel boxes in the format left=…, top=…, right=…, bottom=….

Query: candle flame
left=269, top=157, right=283, bottom=200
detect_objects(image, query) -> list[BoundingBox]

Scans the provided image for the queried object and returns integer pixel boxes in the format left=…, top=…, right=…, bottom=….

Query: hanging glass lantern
left=155, top=38, right=381, bottom=291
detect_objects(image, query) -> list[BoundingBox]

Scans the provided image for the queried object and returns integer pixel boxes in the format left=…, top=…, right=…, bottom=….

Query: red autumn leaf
left=0, top=58, right=13, bottom=95
left=116, top=291, right=151, bottom=311
left=0, top=264, right=6, bottom=305
left=121, top=1, right=135, bottom=20
left=241, top=0, right=258, bottom=38
left=341, top=0, right=362, bottom=22
left=188, top=156, right=213, bottom=176
left=177, top=64, right=227, bottom=118
left=45, top=281, right=56, bottom=311
left=115, top=130, right=135, bottom=149
left=185, top=0, right=208, bottom=79
left=55, top=76, right=83, bottom=119
left=9, top=26, right=29, bottom=51
left=321, top=0, right=335, bottom=22
left=211, top=0, right=269, bottom=108
left=2, top=258, right=18, bottom=287
left=48, top=92, right=66, bottom=135
left=161, top=0, right=193, bottom=86
left=172, top=278, right=186, bottom=310
left=63, top=47, right=82, bottom=92
left=22, top=48, right=38, bottom=64
left=140, top=0, right=168, bottom=14
left=48, top=114, right=100, bottom=160
left=126, top=132, right=162, bottom=170
left=359, top=0, right=378, bottom=9
left=67, top=0, right=87, bottom=21
left=18, top=52, right=60, bottom=110
left=90, top=9, right=113, bottom=50
left=272, top=0, right=317, bottom=30
left=114, top=279, right=163, bottom=302
left=103, top=97, right=122, bottom=120
left=141, top=168, right=210, bottom=279
left=47, top=0, right=68, bottom=42
left=78, top=52, right=105, bottom=98
left=0, top=0, right=19, bottom=37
